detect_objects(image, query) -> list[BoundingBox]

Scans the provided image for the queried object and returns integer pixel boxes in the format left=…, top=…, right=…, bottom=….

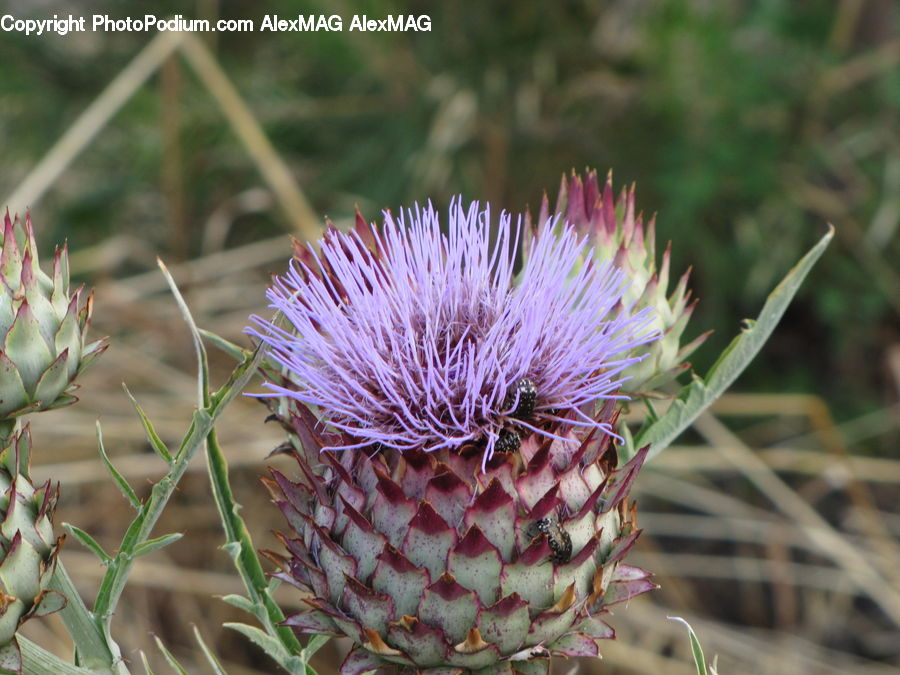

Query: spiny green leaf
left=199, top=329, right=251, bottom=362
left=158, top=258, right=209, bottom=407
left=221, top=594, right=256, bottom=614
left=206, top=426, right=302, bottom=655
left=132, top=533, right=183, bottom=558
left=224, top=622, right=308, bottom=674
left=668, top=616, right=709, bottom=675
left=90, top=277, right=269, bottom=636
left=95, top=421, right=140, bottom=510
left=193, top=626, right=229, bottom=675
left=208, top=344, right=265, bottom=409
left=152, top=635, right=188, bottom=675
left=123, top=385, right=173, bottom=463
left=63, top=523, right=111, bottom=563
left=631, top=225, right=834, bottom=462
left=139, top=651, right=155, bottom=675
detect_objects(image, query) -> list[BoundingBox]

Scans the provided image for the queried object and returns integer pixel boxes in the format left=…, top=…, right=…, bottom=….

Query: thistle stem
left=92, top=409, right=216, bottom=620
left=91, top=341, right=261, bottom=633
left=18, top=636, right=96, bottom=675
left=205, top=427, right=303, bottom=654
left=48, top=560, right=128, bottom=674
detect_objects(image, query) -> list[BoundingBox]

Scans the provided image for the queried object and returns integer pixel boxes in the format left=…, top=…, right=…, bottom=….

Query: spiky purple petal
left=249, top=200, right=659, bottom=464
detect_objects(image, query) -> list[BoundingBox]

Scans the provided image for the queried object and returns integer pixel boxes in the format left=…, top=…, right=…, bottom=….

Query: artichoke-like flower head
left=250, top=201, right=663, bottom=673
left=0, top=426, right=64, bottom=669
left=0, top=212, right=107, bottom=422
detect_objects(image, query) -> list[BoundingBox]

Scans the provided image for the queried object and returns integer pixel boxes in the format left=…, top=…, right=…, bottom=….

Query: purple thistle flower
left=248, top=199, right=660, bottom=465
left=258, top=196, right=665, bottom=671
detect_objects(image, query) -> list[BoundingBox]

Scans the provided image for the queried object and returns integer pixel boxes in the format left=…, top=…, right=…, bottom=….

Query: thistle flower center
left=249, top=199, right=660, bottom=463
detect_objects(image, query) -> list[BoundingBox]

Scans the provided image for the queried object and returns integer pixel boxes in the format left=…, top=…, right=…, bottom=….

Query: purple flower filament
left=248, top=199, right=660, bottom=465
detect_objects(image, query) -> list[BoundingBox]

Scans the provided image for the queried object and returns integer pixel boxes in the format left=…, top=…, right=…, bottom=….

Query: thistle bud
left=535, top=170, right=710, bottom=394
left=0, top=212, right=107, bottom=423
left=0, top=426, right=65, bottom=670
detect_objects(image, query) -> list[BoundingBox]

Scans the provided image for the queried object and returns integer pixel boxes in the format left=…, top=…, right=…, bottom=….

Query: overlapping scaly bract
left=0, top=426, right=64, bottom=671
left=0, top=212, right=107, bottom=421
left=250, top=201, right=659, bottom=464
left=265, top=400, right=655, bottom=674
left=534, top=171, right=709, bottom=394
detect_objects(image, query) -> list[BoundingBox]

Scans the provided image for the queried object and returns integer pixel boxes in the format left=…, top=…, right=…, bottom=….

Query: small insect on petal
left=494, top=429, right=521, bottom=455
left=508, top=378, right=537, bottom=420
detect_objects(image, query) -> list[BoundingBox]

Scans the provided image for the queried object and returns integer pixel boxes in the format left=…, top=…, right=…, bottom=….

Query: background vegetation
left=1, top=1, right=898, bottom=673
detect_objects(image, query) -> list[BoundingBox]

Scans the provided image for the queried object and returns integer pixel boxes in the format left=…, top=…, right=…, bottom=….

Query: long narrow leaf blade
left=224, top=622, right=305, bottom=673
left=198, top=328, right=251, bottom=362
left=632, top=225, right=834, bottom=461
left=705, top=226, right=834, bottom=393
left=139, top=651, right=155, bottom=675
left=95, top=420, right=141, bottom=509
left=62, top=523, right=111, bottom=563
left=206, top=426, right=303, bottom=651
left=132, top=533, right=183, bottom=558
left=193, top=626, right=229, bottom=675
left=152, top=635, right=189, bottom=675
left=668, top=616, right=709, bottom=675
left=158, top=258, right=209, bottom=406
left=123, top=385, right=173, bottom=463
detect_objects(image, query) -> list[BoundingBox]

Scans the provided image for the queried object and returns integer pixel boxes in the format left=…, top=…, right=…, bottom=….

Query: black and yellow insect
left=491, top=378, right=537, bottom=456
left=494, top=428, right=521, bottom=454
left=508, top=378, right=536, bottom=420
left=531, top=517, right=573, bottom=564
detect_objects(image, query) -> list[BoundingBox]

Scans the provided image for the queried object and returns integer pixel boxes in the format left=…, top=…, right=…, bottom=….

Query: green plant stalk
left=91, top=351, right=260, bottom=624
left=159, top=262, right=307, bottom=670
left=18, top=636, right=96, bottom=675
left=205, top=427, right=303, bottom=654
left=48, top=561, right=125, bottom=674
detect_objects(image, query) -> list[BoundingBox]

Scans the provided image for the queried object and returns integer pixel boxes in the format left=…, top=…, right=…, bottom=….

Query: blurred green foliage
left=0, top=0, right=898, bottom=421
